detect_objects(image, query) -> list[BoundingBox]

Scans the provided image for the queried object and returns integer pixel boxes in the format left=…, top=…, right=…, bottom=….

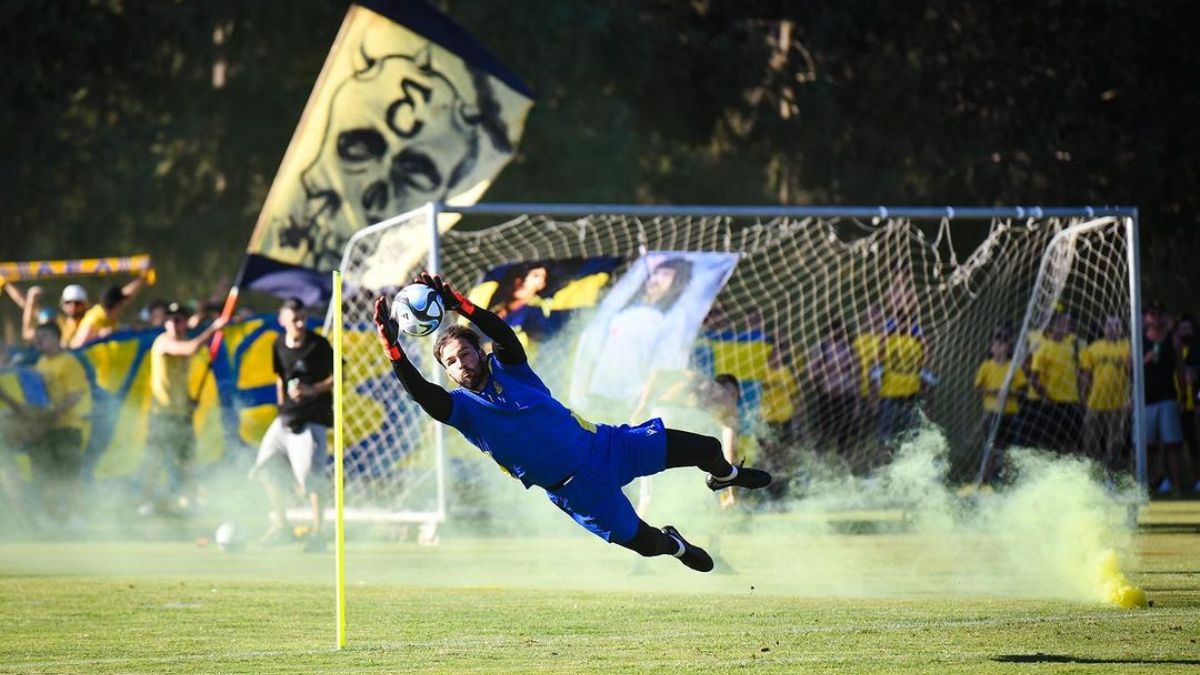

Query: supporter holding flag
left=2, top=283, right=90, bottom=346
left=70, top=273, right=152, bottom=347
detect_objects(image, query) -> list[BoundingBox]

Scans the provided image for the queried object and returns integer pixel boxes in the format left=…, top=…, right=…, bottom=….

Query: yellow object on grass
left=1094, top=549, right=1147, bottom=609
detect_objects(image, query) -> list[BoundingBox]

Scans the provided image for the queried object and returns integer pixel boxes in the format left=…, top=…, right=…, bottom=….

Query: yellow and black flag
left=242, top=0, right=533, bottom=303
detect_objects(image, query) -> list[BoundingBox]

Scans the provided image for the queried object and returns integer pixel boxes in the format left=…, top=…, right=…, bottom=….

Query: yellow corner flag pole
left=333, top=270, right=347, bottom=649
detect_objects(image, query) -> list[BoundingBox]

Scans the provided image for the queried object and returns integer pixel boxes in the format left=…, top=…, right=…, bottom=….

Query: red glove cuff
left=376, top=325, right=403, bottom=362
left=453, top=291, right=475, bottom=316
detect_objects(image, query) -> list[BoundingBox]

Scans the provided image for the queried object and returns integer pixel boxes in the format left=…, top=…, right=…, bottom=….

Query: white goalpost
left=329, top=203, right=1142, bottom=531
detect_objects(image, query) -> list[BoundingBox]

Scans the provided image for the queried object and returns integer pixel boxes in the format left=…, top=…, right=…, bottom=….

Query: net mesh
left=335, top=210, right=1135, bottom=520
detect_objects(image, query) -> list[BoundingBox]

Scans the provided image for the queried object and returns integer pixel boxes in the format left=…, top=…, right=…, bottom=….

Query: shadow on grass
left=1139, top=524, right=1200, bottom=534
left=996, top=653, right=1200, bottom=665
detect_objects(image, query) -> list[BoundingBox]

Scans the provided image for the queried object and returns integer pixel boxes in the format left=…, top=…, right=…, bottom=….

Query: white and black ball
left=391, top=283, right=445, bottom=337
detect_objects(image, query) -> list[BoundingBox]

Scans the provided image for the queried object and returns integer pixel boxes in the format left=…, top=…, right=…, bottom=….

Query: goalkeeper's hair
left=433, top=325, right=483, bottom=365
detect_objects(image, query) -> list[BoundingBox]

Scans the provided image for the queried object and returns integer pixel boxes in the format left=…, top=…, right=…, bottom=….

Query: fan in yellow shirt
left=139, top=302, right=227, bottom=514
left=19, top=323, right=92, bottom=526
left=1080, top=316, right=1131, bottom=470
left=1, top=283, right=91, bottom=346
left=852, top=306, right=886, bottom=400
left=876, top=319, right=931, bottom=449
left=754, top=346, right=801, bottom=501
left=974, top=328, right=1026, bottom=483
left=1027, top=312, right=1083, bottom=453
left=69, top=274, right=150, bottom=348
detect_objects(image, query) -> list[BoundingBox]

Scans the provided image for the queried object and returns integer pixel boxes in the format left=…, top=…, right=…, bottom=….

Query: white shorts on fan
left=249, top=418, right=329, bottom=492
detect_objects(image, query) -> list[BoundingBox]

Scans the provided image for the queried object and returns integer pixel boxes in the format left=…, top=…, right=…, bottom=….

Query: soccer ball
left=391, top=283, right=445, bottom=337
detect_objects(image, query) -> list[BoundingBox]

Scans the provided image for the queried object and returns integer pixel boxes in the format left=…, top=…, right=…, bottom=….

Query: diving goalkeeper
left=374, top=273, right=772, bottom=572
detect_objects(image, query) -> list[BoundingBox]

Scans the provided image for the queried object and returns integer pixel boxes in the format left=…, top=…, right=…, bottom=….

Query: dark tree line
left=1, top=0, right=1197, bottom=317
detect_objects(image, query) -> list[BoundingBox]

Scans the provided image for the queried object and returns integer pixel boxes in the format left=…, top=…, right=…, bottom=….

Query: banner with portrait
left=242, top=0, right=534, bottom=304
left=568, top=251, right=740, bottom=417
left=464, top=257, right=623, bottom=355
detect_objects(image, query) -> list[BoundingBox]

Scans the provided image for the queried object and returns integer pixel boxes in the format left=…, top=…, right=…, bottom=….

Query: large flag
left=242, top=0, right=534, bottom=304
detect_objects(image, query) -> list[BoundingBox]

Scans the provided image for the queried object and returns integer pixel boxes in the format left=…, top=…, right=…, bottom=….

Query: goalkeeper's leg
left=664, top=428, right=772, bottom=491
left=619, top=520, right=714, bottom=573
left=544, top=463, right=713, bottom=573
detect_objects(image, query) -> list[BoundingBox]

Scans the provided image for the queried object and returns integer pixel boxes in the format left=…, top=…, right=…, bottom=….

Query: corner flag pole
left=332, top=269, right=347, bottom=649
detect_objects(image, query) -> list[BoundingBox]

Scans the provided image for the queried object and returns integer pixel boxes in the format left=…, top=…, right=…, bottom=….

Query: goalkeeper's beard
left=453, top=364, right=487, bottom=392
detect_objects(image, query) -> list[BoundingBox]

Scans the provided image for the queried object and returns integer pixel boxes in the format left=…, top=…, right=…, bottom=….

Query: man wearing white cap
left=56, top=285, right=90, bottom=345
left=1, top=282, right=91, bottom=346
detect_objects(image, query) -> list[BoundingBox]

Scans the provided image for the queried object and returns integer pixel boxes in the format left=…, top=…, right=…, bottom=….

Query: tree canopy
left=1, top=0, right=1196, bottom=315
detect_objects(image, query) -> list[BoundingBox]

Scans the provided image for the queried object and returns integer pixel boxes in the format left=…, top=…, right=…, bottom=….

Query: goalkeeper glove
left=414, top=272, right=474, bottom=315
left=373, top=295, right=403, bottom=362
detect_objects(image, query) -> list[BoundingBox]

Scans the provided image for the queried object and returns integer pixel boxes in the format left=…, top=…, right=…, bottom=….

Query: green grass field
left=1, top=502, right=1198, bottom=674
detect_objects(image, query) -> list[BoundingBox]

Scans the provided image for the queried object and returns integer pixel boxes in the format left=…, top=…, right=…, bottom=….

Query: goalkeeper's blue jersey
left=446, top=354, right=597, bottom=489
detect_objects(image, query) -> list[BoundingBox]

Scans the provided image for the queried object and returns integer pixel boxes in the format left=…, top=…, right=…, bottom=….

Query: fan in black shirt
left=1143, top=307, right=1185, bottom=496
left=248, top=298, right=334, bottom=550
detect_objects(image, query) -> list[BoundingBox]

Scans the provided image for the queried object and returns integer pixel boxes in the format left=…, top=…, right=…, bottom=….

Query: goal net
left=333, top=205, right=1139, bottom=526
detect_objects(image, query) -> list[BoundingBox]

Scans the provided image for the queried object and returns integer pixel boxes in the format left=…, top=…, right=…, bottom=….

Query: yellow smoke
left=728, top=427, right=1152, bottom=607
left=980, top=448, right=1147, bottom=609
left=1095, top=549, right=1147, bottom=608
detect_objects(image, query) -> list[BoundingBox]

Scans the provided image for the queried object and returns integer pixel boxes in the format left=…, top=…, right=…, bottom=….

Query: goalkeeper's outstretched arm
left=374, top=296, right=453, bottom=423
left=415, top=272, right=527, bottom=366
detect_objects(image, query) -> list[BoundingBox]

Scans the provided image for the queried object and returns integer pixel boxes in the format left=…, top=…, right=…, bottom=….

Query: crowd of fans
left=0, top=274, right=244, bottom=532
left=1, top=276, right=332, bottom=550
left=973, top=303, right=1197, bottom=496
left=0, top=276, right=229, bottom=361
left=2, top=268, right=1198, bottom=540
left=758, top=301, right=1199, bottom=497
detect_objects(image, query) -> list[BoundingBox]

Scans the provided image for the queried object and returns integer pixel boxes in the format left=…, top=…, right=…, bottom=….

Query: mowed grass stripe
left=1, top=502, right=1198, bottom=673
left=2, top=576, right=1197, bottom=673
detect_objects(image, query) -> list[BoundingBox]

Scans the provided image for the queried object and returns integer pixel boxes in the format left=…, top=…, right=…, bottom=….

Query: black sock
left=665, top=428, right=733, bottom=475
left=620, top=521, right=681, bottom=557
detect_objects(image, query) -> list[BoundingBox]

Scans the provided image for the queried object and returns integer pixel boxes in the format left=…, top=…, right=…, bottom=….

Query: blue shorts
left=1142, top=400, right=1183, bottom=445
left=545, top=418, right=667, bottom=544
